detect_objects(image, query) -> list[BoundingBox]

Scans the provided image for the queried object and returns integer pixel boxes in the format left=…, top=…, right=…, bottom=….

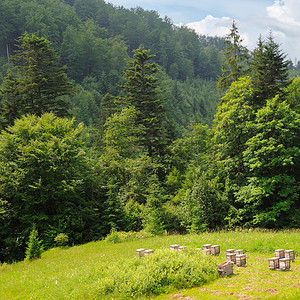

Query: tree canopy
left=0, top=113, right=104, bottom=261
left=0, top=33, right=73, bottom=129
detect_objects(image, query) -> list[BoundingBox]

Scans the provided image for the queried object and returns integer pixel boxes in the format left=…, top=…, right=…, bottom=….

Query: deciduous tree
left=0, top=113, right=104, bottom=261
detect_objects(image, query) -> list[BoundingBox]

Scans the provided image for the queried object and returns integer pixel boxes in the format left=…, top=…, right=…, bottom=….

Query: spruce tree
left=121, top=45, right=168, bottom=157
left=25, top=226, right=43, bottom=261
left=0, top=33, right=74, bottom=128
left=251, top=33, right=290, bottom=104
left=218, top=20, right=249, bottom=91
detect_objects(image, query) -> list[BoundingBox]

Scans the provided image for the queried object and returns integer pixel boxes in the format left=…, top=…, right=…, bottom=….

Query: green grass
left=0, top=230, right=300, bottom=299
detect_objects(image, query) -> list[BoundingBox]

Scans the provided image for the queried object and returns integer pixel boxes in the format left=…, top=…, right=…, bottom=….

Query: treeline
left=0, top=0, right=225, bottom=129
left=0, top=1, right=299, bottom=263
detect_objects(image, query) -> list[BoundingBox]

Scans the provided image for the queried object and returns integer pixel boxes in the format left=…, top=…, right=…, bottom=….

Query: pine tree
left=121, top=45, right=168, bottom=157
left=218, top=20, right=249, bottom=91
left=25, top=226, right=43, bottom=261
left=251, top=33, right=290, bottom=105
left=0, top=33, right=74, bottom=128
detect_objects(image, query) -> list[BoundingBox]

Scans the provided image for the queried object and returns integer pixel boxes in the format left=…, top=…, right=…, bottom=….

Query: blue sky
left=107, top=0, right=300, bottom=61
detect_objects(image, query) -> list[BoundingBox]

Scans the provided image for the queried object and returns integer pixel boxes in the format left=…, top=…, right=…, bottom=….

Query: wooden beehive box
left=236, top=254, right=246, bottom=266
left=226, top=253, right=236, bottom=264
left=218, top=261, right=234, bottom=276
left=211, top=245, right=220, bottom=255
left=275, top=249, right=285, bottom=258
left=144, top=249, right=154, bottom=256
left=268, top=257, right=279, bottom=270
left=170, top=244, right=179, bottom=250
left=203, top=249, right=211, bottom=255
left=235, top=249, right=244, bottom=255
left=285, top=250, right=295, bottom=261
left=279, top=258, right=290, bottom=271
left=226, top=249, right=236, bottom=254
left=178, top=246, right=187, bottom=251
left=136, top=248, right=145, bottom=257
left=203, top=244, right=212, bottom=250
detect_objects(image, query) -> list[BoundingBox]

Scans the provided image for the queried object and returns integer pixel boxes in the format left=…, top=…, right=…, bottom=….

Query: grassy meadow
left=0, top=230, right=300, bottom=299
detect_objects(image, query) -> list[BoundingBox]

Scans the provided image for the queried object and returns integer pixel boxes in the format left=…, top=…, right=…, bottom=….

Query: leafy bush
left=54, top=233, right=69, bottom=247
left=25, top=227, right=43, bottom=261
left=95, top=248, right=218, bottom=298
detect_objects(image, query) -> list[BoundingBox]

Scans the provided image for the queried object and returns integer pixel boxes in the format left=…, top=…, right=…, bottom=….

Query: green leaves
left=0, top=33, right=73, bottom=128
left=0, top=113, right=104, bottom=261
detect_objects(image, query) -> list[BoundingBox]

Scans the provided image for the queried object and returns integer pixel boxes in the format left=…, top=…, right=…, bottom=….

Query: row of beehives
left=202, top=244, right=247, bottom=276
left=135, top=246, right=295, bottom=274
left=202, top=244, right=247, bottom=267
left=268, top=249, right=295, bottom=271
left=135, top=244, right=214, bottom=257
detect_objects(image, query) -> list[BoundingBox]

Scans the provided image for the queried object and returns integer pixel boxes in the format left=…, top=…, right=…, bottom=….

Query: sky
left=106, top=0, right=300, bottom=62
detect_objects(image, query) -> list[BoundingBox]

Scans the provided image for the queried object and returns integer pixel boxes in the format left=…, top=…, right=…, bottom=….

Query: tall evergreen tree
left=218, top=20, right=249, bottom=91
left=251, top=33, right=290, bottom=104
left=121, top=45, right=169, bottom=157
left=0, top=33, right=74, bottom=128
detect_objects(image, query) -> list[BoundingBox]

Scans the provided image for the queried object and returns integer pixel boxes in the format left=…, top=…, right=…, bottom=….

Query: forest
left=0, top=0, right=299, bottom=263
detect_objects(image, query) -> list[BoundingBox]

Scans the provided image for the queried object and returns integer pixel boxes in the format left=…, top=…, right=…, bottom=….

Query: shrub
left=95, top=248, right=218, bottom=298
left=25, top=227, right=43, bottom=261
left=54, top=233, right=69, bottom=247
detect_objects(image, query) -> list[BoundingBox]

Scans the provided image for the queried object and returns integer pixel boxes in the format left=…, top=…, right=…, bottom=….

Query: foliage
left=184, top=175, right=225, bottom=232
left=54, top=233, right=69, bottom=247
left=211, top=76, right=256, bottom=207
left=285, top=76, right=300, bottom=113
left=143, top=178, right=166, bottom=235
left=121, top=45, right=170, bottom=157
left=25, top=226, right=43, bottom=261
left=211, top=36, right=299, bottom=229
left=251, top=33, right=290, bottom=104
left=95, top=249, right=218, bottom=298
left=0, top=0, right=224, bottom=130
left=237, top=97, right=300, bottom=227
left=0, top=113, right=105, bottom=261
left=218, top=20, right=249, bottom=91
left=0, top=33, right=74, bottom=128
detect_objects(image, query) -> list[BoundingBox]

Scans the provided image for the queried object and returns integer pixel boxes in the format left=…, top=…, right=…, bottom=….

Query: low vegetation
left=0, top=230, right=299, bottom=299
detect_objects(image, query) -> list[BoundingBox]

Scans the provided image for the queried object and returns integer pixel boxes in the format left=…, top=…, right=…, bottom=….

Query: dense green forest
left=0, top=0, right=299, bottom=262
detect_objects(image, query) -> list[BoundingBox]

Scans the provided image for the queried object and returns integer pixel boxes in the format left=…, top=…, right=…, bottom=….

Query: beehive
left=285, top=250, right=295, bottom=261
left=226, top=253, right=236, bottom=264
left=236, top=254, right=246, bottom=266
left=275, top=249, right=285, bottom=259
left=211, top=245, right=220, bottom=255
left=218, top=261, right=234, bottom=276
left=144, top=249, right=154, bottom=255
left=136, top=248, right=145, bottom=257
left=203, top=249, right=211, bottom=255
left=268, top=257, right=279, bottom=270
left=235, top=249, right=244, bottom=255
left=279, top=258, right=290, bottom=270
left=170, top=244, right=179, bottom=250
left=226, top=249, right=236, bottom=254
left=203, top=244, right=212, bottom=250
left=178, top=246, right=187, bottom=251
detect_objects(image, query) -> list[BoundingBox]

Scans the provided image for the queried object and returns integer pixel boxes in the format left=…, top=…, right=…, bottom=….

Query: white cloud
left=265, top=0, right=300, bottom=59
left=181, top=15, right=232, bottom=37
left=183, top=0, right=300, bottom=60
left=182, top=15, right=250, bottom=47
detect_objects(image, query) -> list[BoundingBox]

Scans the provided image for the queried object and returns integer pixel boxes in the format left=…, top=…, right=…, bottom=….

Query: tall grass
left=0, top=229, right=299, bottom=299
